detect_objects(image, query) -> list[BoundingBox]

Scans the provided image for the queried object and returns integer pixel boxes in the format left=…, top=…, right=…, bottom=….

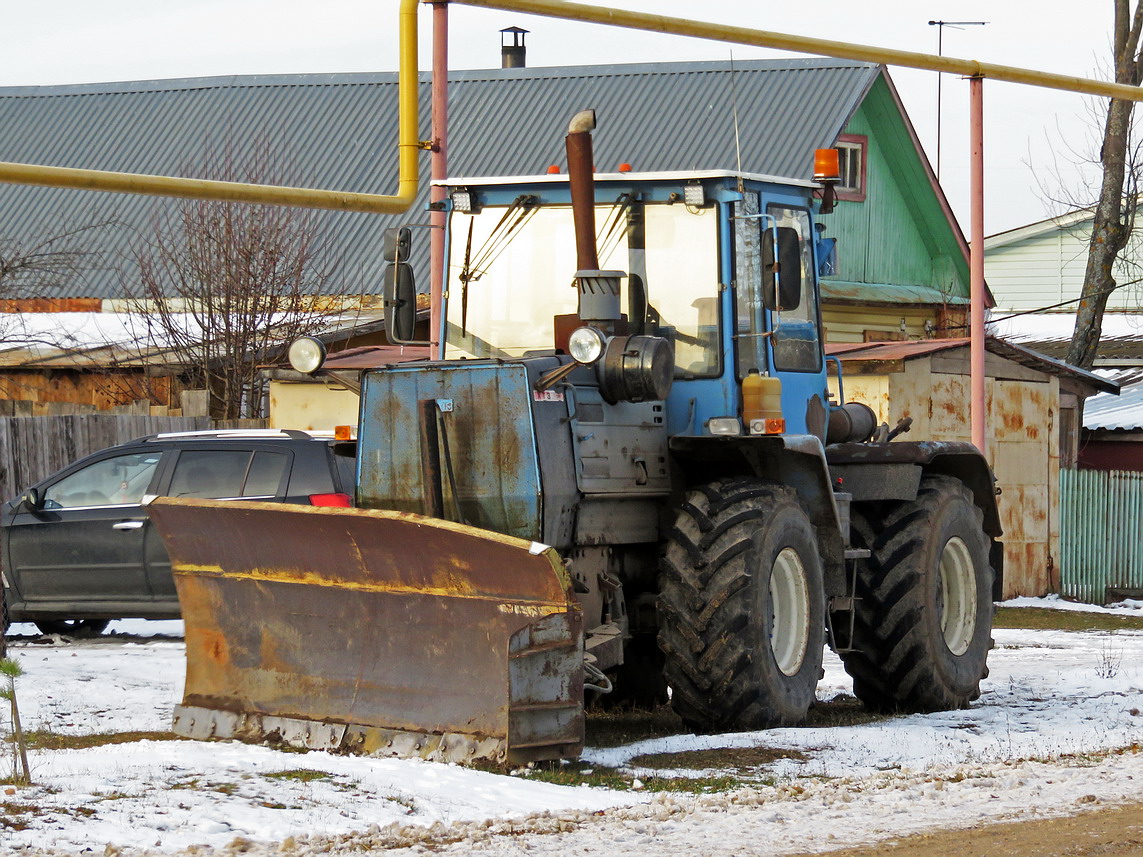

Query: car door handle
left=112, top=520, right=145, bottom=531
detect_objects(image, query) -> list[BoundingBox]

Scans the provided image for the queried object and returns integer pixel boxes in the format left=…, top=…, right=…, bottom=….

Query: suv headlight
left=568, top=326, right=606, bottom=365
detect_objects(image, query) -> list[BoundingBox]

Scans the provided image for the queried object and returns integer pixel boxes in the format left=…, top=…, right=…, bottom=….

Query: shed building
left=827, top=337, right=1115, bottom=598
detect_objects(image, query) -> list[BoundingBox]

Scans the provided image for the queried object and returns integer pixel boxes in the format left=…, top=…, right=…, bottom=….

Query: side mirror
left=761, top=226, right=803, bottom=311
left=21, top=488, right=42, bottom=512
left=382, top=227, right=411, bottom=263
left=383, top=262, right=420, bottom=345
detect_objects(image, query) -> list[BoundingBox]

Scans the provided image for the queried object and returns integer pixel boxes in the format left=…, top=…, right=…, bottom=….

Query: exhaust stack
left=565, top=109, right=623, bottom=330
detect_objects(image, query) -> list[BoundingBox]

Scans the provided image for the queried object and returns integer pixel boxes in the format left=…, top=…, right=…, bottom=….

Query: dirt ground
left=789, top=801, right=1143, bottom=857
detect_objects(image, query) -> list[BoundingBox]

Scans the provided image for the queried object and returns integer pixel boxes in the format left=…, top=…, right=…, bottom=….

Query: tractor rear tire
left=840, top=475, right=993, bottom=713
left=658, top=477, right=825, bottom=732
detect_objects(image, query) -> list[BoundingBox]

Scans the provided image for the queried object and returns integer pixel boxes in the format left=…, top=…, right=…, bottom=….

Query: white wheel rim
left=940, top=536, right=977, bottom=656
left=770, top=547, right=811, bottom=676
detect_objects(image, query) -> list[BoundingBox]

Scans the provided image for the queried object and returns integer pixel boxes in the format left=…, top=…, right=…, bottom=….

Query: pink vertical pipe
left=969, top=75, right=986, bottom=454
left=429, top=0, right=449, bottom=360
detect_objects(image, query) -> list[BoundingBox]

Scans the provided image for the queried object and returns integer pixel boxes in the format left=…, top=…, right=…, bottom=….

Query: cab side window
left=43, top=452, right=163, bottom=509
left=767, top=205, right=822, bottom=373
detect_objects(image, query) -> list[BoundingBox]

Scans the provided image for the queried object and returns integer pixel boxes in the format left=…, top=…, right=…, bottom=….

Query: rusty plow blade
left=149, top=498, right=584, bottom=765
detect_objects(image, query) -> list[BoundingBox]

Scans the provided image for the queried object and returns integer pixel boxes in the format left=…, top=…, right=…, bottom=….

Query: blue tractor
left=155, top=111, right=1001, bottom=765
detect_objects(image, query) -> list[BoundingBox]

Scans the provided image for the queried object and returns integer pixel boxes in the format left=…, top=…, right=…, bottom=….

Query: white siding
left=986, top=219, right=1143, bottom=312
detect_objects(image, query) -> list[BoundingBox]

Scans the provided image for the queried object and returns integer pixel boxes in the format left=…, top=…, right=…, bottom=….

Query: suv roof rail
left=127, top=428, right=329, bottom=443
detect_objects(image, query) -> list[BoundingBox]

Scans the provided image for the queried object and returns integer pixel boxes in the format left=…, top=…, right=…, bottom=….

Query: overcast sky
left=0, top=1, right=1122, bottom=235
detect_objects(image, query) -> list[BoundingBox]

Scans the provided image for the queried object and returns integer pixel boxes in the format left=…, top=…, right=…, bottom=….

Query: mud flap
left=150, top=498, right=584, bottom=765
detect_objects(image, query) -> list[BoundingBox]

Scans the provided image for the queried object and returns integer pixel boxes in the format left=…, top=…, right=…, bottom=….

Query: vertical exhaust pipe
left=565, top=109, right=622, bottom=329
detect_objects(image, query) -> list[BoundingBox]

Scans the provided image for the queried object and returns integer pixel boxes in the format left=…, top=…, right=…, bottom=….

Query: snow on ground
left=4, top=602, right=1143, bottom=856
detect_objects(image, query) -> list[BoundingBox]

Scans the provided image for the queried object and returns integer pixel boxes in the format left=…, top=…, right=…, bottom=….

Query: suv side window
left=169, top=449, right=288, bottom=499
left=43, top=452, right=163, bottom=509
left=243, top=451, right=290, bottom=497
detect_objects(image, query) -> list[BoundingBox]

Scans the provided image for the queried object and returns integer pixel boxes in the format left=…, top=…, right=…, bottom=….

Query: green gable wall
left=822, top=76, right=969, bottom=302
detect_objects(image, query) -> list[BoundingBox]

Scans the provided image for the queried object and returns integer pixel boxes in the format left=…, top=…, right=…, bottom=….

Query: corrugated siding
left=0, top=59, right=879, bottom=300
left=822, top=77, right=967, bottom=302
left=1060, top=468, right=1143, bottom=603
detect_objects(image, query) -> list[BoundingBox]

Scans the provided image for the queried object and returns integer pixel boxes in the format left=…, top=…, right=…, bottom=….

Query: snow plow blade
left=149, top=498, right=584, bottom=765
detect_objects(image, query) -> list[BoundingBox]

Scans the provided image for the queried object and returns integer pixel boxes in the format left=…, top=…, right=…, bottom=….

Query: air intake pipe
left=566, top=109, right=623, bottom=329
left=558, top=109, right=673, bottom=404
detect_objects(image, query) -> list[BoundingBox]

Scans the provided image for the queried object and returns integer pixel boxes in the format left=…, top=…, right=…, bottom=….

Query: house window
left=835, top=134, right=867, bottom=202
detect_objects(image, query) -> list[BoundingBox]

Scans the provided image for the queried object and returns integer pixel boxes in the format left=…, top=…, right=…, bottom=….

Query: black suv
left=0, top=429, right=356, bottom=638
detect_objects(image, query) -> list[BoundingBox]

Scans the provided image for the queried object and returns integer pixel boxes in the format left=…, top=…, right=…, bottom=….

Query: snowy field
left=5, top=598, right=1143, bottom=856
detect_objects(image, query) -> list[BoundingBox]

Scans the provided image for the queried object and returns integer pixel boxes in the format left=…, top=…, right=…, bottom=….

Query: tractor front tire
left=658, top=478, right=825, bottom=732
left=841, top=475, right=993, bottom=713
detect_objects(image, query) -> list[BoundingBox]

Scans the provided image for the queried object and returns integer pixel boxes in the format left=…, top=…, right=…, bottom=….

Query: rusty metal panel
left=356, top=362, right=542, bottom=541
left=998, top=485, right=1049, bottom=543
left=992, top=379, right=1050, bottom=444
left=927, top=371, right=971, bottom=439
left=150, top=498, right=584, bottom=764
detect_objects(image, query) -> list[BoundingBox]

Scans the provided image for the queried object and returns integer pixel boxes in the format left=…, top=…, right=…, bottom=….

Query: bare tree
left=0, top=221, right=114, bottom=322
left=128, top=143, right=345, bottom=419
left=1068, top=1, right=1143, bottom=369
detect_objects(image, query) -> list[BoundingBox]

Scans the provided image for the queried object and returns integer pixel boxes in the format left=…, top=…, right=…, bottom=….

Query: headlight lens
left=288, top=336, right=327, bottom=375
left=568, top=326, right=606, bottom=364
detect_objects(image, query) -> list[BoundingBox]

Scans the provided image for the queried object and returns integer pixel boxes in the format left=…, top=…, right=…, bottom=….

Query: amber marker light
left=813, top=148, right=840, bottom=182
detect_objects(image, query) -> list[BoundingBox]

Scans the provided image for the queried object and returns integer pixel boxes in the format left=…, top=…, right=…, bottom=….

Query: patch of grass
left=522, top=760, right=743, bottom=793
left=583, top=704, right=687, bottom=748
left=263, top=769, right=330, bottom=784
left=629, top=745, right=807, bottom=772
left=994, top=606, right=1143, bottom=632
left=802, top=695, right=890, bottom=728
left=16, top=730, right=185, bottom=751
left=0, top=801, right=37, bottom=830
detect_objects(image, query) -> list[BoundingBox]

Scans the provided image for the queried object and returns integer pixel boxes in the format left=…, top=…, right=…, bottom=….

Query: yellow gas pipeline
left=0, top=0, right=423, bottom=214
left=455, top=0, right=1143, bottom=102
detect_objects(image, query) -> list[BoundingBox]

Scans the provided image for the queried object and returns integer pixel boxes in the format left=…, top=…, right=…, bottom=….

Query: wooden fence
left=0, top=412, right=266, bottom=504
left=1059, top=468, right=1143, bottom=604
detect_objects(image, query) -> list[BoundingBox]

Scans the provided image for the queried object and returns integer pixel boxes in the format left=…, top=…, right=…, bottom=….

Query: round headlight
left=288, top=336, right=327, bottom=375
left=568, top=326, right=606, bottom=364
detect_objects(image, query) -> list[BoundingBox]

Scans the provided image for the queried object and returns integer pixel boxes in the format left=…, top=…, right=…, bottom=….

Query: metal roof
left=826, top=336, right=1119, bottom=394
left=988, top=312, right=1143, bottom=363
left=0, top=59, right=881, bottom=300
left=1085, top=381, right=1143, bottom=430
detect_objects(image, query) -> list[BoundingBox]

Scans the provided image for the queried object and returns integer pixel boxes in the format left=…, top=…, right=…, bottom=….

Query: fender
left=826, top=440, right=1001, bottom=537
left=827, top=439, right=1004, bottom=599
left=668, top=434, right=847, bottom=596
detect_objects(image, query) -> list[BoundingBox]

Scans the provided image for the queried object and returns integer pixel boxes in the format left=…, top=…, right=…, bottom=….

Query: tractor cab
left=436, top=169, right=831, bottom=439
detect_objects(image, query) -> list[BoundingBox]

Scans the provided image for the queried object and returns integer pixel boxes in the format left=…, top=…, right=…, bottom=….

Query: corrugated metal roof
left=820, top=280, right=970, bottom=306
left=988, top=312, right=1143, bottom=362
left=826, top=336, right=1118, bottom=394
left=0, top=59, right=881, bottom=300
left=1085, top=381, right=1143, bottom=430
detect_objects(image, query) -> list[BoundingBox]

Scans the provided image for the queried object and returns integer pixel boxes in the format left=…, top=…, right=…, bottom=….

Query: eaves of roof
left=984, top=208, right=1094, bottom=250
left=826, top=336, right=1119, bottom=394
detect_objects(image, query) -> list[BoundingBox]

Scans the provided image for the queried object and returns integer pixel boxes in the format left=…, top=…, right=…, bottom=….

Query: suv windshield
left=445, top=196, right=720, bottom=376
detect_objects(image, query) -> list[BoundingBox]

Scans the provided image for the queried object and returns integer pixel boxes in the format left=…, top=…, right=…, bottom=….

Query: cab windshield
left=445, top=196, right=720, bottom=376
